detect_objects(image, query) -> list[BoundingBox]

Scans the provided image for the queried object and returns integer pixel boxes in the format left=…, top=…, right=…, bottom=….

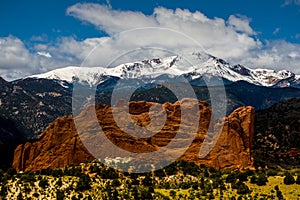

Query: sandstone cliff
left=13, top=99, right=254, bottom=172
left=13, top=117, right=95, bottom=172
left=181, top=106, right=254, bottom=170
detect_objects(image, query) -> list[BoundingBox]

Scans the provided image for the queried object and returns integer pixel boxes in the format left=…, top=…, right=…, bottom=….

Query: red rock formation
left=181, top=106, right=254, bottom=170
left=13, top=99, right=254, bottom=172
left=13, top=117, right=95, bottom=172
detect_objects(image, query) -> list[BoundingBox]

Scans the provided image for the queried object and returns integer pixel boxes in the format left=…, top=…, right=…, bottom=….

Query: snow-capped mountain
left=29, top=52, right=300, bottom=88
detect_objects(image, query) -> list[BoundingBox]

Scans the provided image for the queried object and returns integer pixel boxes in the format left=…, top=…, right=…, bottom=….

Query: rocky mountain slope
left=129, top=81, right=300, bottom=114
left=29, top=52, right=300, bottom=88
left=13, top=99, right=254, bottom=172
left=253, top=98, right=300, bottom=168
left=0, top=77, right=72, bottom=138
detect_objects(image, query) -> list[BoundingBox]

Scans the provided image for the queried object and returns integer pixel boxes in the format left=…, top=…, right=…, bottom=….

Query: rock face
left=13, top=117, right=95, bottom=172
left=13, top=99, right=254, bottom=172
left=181, top=106, right=254, bottom=170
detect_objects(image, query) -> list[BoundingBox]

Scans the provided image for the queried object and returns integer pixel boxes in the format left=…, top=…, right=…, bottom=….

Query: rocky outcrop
left=13, top=117, right=95, bottom=172
left=13, top=99, right=254, bottom=172
left=181, top=106, right=254, bottom=170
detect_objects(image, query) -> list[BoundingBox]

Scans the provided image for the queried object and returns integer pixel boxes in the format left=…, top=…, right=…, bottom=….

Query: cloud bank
left=282, top=0, right=300, bottom=6
left=1, top=3, right=300, bottom=80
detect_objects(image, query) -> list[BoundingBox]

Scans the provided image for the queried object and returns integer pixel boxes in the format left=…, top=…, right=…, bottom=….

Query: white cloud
left=235, top=40, right=300, bottom=73
left=1, top=4, right=300, bottom=80
left=65, top=3, right=300, bottom=73
left=54, top=37, right=105, bottom=60
left=282, top=0, right=300, bottom=6
left=228, top=15, right=255, bottom=35
left=66, top=4, right=158, bottom=35
left=37, top=51, right=52, bottom=58
left=0, top=36, right=32, bottom=69
left=0, top=36, right=42, bottom=80
left=0, top=36, right=92, bottom=80
left=67, top=4, right=260, bottom=61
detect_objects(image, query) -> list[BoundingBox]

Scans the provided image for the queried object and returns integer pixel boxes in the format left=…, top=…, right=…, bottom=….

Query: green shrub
left=237, top=182, right=250, bottom=194
left=56, top=178, right=62, bottom=187
left=38, top=178, right=48, bottom=188
left=76, top=174, right=91, bottom=191
left=266, top=169, right=278, bottom=176
left=226, top=172, right=236, bottom=183
left=256, top=173, right=268, bottom=186
left=56, top=190, right=64, bottom=200
left=296, top=175, right=300, bottom=184
left=250, top=175, right=257, bottom=184
left=283, top=172, right=295, bottom=185
left=236, top=171, right=248, bottom=182
left=275, top=186, right=284, bottom=200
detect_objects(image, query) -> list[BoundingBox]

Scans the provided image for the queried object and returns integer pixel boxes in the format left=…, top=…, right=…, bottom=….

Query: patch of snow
left=28, top=52, right=300, bottom=88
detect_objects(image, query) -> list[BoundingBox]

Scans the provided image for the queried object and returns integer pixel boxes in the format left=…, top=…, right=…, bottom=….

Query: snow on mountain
left=28, top=52, right=300, bottom=88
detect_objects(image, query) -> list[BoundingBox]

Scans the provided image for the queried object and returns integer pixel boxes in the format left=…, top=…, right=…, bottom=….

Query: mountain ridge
left=27, top=52, right=300, bottom=88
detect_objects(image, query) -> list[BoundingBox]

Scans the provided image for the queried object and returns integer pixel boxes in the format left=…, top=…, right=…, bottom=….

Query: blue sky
left=0, top=0, right=300, bottom=80
left=1, top=0, right=300, bottom=42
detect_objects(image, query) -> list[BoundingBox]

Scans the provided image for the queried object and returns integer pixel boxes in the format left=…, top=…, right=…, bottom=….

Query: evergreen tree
left=76, top=174, right=91, bottom=191
left=17, top=193, right=23, bottom=200
left=226, top=172, right=236, bottom=183
left=275, top=185, right=284, bottom=200
left=169, top=190, right=176, bottom=199
left=142, top=174, right=153, bottom=187
left=256, top=173, right=268, bottom=186
left=283, top=172, right=295, bottom=185
left=236, top=171, right=248, bottom=182
left=250, top=175, right=257, bottom=184
left=38, top=178, right=48, bottom=188
left=56, top=178, right=63, bottom=187
left=295, top=174, right=300, bottom=184
left=56, top=190, right=64, bottom=200
left=237, top=182, right=250, bottom=194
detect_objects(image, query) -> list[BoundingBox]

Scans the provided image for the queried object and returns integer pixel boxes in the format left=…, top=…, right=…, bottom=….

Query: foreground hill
left=13, top=99, right=254, bottom=172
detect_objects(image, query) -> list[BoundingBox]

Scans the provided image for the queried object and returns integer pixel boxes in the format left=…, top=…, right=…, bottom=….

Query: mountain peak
left=230, top=64, right=252, bottom=76
left=27, top=52, right=300, bottom=88
left=0, top=76, right=7, bottom=83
